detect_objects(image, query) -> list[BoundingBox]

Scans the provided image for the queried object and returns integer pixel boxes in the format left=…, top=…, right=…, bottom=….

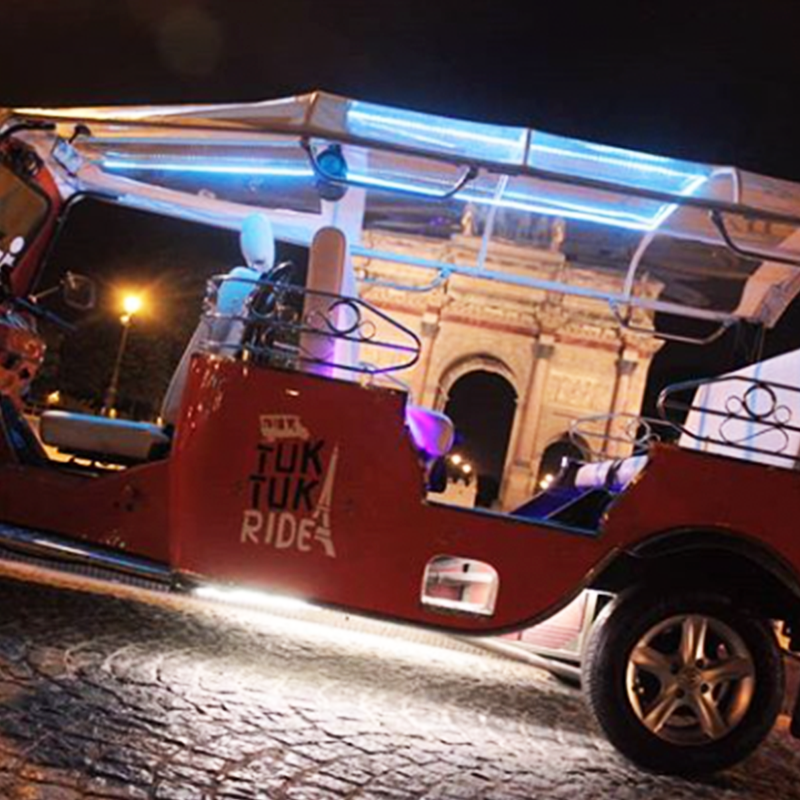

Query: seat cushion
left=574, top=455, right=647, bottom=492
left=40, top=411, right=170, bottom=462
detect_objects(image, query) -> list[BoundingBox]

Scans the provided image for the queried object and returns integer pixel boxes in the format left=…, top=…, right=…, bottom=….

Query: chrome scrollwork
left=719, top=382, right=792, bottom=454
left=201, top=273, right=421, bottom=376
left=658, top=375, right=800, bottom=465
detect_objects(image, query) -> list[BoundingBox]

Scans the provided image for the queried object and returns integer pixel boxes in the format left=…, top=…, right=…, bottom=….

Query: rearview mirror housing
left=62, top=272, right=96, bottom=311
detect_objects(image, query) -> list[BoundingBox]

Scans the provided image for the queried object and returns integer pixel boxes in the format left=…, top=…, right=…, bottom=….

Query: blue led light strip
left=349, top=105, right=708, bottom=186
left=100, top=157, right=707, bottom=232
left=587, top=142, right=671, bottom=164
left=102, top=159, right=314, bottom=177
left=528, top=142, right=707, bottom=181
left=348, top=108, right=527, bottom=150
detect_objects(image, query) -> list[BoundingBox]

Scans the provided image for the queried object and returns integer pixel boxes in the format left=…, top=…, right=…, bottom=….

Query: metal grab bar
left=570, top=413, right=673, bottom=461
left=609, top=302, right=735, bottom=346
left=356, top=267, right=451, bottom=293
left=301, top=138, right=479, bottom=201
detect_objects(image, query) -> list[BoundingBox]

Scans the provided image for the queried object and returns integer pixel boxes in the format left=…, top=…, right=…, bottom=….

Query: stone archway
left=436, top=355, right=518, bottom=412
left=443, top=368, right=518, bottom=509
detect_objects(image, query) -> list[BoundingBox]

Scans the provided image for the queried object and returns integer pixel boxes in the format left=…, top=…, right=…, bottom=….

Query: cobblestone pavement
left=0, top=561, right=796, bottom=799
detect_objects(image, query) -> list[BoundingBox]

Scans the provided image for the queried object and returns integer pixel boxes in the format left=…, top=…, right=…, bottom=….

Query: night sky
left=7, top=1, right=800, bottom=180
left=7, top=0, right=800, bottom=491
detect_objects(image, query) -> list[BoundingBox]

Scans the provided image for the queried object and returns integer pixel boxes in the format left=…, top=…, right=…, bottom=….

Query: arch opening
left=443, top=369, right=517, bottom=508
left=536, top=435, right=589, bottom=490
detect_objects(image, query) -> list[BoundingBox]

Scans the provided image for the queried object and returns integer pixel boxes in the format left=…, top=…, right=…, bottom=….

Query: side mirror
left=62, top=272, right=96, bottom=311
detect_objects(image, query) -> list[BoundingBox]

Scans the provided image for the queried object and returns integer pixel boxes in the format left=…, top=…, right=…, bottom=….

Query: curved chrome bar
left=622, top=167, right=741, bottom=302
left=356, top=268, right=451, bottom=294
left=302, top=138, right=479, bottom=200
left=609, top=301, right=735, bottom=346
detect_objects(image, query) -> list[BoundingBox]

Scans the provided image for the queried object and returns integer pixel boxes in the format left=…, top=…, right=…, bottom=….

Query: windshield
left=0, top=162, right=49, bottom=266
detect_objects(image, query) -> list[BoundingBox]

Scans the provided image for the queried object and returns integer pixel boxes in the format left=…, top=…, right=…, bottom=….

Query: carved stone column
left=413, top=310, right=441, bottom=406
left=500, top=335, right=556, bottom=510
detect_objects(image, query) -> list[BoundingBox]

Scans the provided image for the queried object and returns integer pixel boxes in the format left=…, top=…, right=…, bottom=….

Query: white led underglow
left=194, top=584, right=311, bottom=611
left=194, top=584, right=495, bottom=672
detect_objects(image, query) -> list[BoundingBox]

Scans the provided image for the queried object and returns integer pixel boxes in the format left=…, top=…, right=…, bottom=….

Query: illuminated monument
left=357, top=215, right=663, bottom=511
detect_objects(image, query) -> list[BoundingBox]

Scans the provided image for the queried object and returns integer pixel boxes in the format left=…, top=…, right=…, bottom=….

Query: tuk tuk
left=2, top=93, right=800, bottom=774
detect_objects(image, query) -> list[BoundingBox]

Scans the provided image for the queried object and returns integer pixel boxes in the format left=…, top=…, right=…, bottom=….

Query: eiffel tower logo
left=311, top=444, right=339, bottom=558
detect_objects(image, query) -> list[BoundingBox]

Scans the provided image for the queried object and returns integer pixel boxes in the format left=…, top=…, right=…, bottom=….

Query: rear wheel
left=582, top=588, right=783, bottom=775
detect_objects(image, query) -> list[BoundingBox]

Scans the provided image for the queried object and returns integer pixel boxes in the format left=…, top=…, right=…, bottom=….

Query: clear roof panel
left=12, top=91, right=800, bottom=326
left=527, top=130, right=712, bottom=197
left=345, top=100, right=529, bottom=165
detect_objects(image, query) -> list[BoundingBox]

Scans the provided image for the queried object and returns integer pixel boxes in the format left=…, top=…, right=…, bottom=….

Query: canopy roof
left=8, top=91, right=800, bottom=333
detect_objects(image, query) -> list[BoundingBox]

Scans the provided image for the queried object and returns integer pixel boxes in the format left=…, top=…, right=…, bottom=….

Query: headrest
left=240, top=214, right=275, bottom=272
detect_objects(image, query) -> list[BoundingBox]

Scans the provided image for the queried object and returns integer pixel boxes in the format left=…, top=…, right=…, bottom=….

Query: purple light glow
left=405, top=405, right=455, bottom=458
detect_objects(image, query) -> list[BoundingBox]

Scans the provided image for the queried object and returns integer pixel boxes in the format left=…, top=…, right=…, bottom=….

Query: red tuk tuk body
left=2, top=349, right=798, bottom=636
left=2, top=95, right=800, bottom=774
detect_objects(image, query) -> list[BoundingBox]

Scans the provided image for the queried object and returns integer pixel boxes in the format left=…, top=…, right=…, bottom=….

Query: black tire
left=582, top=587, right=784, bottom=775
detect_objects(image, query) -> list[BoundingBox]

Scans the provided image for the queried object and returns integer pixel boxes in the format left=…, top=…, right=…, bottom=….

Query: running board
left=0, top=523, right=173, bottom=589
left=453, top=635, right=582, bottom=686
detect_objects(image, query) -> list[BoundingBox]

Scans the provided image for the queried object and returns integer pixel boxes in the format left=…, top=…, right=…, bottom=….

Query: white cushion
left=574, top=455, right=647, bottom=492
left=40, top=411, right=170, bottom=462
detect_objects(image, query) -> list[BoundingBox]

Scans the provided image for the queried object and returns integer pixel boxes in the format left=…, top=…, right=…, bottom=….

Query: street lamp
left=103, top=293, right=143, bottom=417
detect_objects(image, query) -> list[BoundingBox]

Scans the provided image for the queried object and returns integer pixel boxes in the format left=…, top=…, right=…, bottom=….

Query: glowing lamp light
left=450, top=454, right=463, bottom=466
left=462, top=463, right=473, bottom=475
left=539, top=473, right=555, bottom=490
left=122, top=294, right=143, bottom=316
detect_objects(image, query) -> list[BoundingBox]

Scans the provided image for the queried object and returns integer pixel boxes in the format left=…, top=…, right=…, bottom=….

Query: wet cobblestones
left=0, top=561, right=795, bottom=799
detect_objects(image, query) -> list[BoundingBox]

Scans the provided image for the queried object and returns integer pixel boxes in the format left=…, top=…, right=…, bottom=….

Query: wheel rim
left=625, top=613, right=756, bottom=746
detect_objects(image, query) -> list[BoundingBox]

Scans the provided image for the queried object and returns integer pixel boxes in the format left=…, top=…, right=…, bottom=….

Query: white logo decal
left=241, top=417, right=338, bottom=558
left=0, top=236, right=25, bottom=269
left=259, top=413, right=310, bottom=442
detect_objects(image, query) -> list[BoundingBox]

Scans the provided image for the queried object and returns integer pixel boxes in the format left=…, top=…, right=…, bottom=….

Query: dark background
left=6, top=1, right=800, bottom=178
left=7, top=0, right=800, bottom=497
